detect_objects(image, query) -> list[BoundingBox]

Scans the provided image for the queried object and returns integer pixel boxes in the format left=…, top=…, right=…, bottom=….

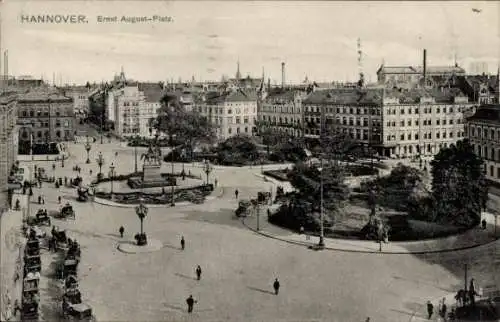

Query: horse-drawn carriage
left=24, top=254, right=41, bottom=276
left=25, top=238, right=40, bottom=257
left=52, top=227, right=69, bottom=250
left=21, top=296, right=39, bottom=321
left=77, top=187, right=90, bottom=202
left=66, top=240, right=81, bottom=261
left=23, top=272, right=40, bottom=299
left=55, top=203, right=76, bottom=220
left=63, top=303, right=95, bottom=321
left=235, top=200, right=253, bottom=217
left=257, top=191, right=272, bottom=204
left=28, top=209, right=51, bottom=226
left=61, top=259, right=78, bottom=279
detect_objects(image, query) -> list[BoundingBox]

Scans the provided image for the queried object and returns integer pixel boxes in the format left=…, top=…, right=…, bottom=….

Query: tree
left=430, top=139, right=488, bottom=227
left=216, top=135, right=259, bottom=165
left=287, top=162, right=350, bottom=214
left=154, top=94, right=216, bottom=157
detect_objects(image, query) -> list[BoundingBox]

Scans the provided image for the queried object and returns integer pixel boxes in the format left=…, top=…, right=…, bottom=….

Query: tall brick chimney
left=423, top=49, right=427, bottom=84
left=281, top=62, right=285, bottom=88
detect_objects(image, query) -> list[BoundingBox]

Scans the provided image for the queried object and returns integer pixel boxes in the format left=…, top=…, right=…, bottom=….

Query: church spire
left=236, top=59, right=241, bottom=80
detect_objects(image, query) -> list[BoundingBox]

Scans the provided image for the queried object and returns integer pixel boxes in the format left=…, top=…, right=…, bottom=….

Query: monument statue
left=141, top=144, right=161, bottom=166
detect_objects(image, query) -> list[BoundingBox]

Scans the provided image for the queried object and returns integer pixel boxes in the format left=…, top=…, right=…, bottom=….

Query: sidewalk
left=242, top=212, right=500, bottom=255
left=0, top=193, right=29, bottom=321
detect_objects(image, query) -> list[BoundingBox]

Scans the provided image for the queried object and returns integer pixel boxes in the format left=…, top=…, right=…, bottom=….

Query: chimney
left=3, top=50, right=7, bottom=87
left=281, top=62, right=285, bottom=88
left=423, top=49, right=427, bottom=84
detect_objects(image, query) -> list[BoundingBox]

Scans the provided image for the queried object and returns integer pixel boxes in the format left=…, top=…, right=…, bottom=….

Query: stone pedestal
left=143, top=163, right=162, bottom=182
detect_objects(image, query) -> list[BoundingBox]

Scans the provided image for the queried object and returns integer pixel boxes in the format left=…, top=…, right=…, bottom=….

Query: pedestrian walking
left=41, top=195, right=45, bottom=204
left=481, top=219, right=487, bottom=230
left=64, top=177, right=68, bottom=185
left=29, top=187, right=33, bottom=197
left=440, top=297, right=447, bottom=319
left=469, top=278, right=477, bottom=306
left=427, top=300, right=434, bottom=320
left=180, top=236, right=185, bottom=250
left=195, top=265, right=202, bottom=280
left=89, top=169, right=93, bottom=176
left=38, top=196, right=42, bottom=204
left=52, top=163, right=56, bottom=171
left=58, top=196, right=62, bottom=204
left=273, top=278, right=280, bottom=295
left=214, top=178, right=218, bottom=187
left=119, top=226, right=124, bottom=238
left=235, top=189, right=239, bottom=199
left=186, top=295, right=197, bottom=313
left=115, top=152, right=118, bottom=157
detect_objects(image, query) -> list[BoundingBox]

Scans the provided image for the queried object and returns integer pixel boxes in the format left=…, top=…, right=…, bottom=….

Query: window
left=56, top=130, right=61, bottom=138
left=37, top=131, right=42, bottom=138
left=400, top=134, right=405, bottom=141
left=228, top=128, right=232, bottom=134
left=415, top=120, right=419, bottom=126
left=436, top=132, right=440, bottom=139
left=236, top=127, right=240, bottom=134
left=415, top=134, right=419, bottom=140
left=436, top=120, right=440, bottom=125
left=236, top=117, right=241, bottom=124
left=407, top=133, right=412, bottom=140
left=443, top=119, right=447, bottom=125
left=408, top=120, right=412, bottom=126
left=56, top=120, right=61, bottom=127
left=387, top=135, right=391, bottom=141
left=490, top=165, right=494, bottom=177
left=400, top=121, right=405, bottom=127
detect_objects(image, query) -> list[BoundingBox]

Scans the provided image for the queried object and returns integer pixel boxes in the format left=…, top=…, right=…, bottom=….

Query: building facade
left=62, top=86, right=91, bottom=117
left=17, top=91, right=74, bottom=153
left=0, top=94, right=18, bottom=210
left=301, top=86, right=474, bottom=158
left=198, top=89, right=258, bottom=140
left=380, top=87, right=472, bottom=157
left=113, top=84, right=164, bottom=138
left=302, top=88, right=384, bottom=151
left=466, top=105, right=500, bottom=184
left=258, top=90, right=304, bottom=137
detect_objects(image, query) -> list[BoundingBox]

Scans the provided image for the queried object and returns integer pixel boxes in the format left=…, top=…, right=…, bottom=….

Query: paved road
left=19, top=142, right=498, bottom=322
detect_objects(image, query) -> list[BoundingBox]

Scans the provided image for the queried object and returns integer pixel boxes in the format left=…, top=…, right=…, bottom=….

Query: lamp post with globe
left=135, top=199, right=148, bottom=246
left=109, top=162, right=115, bottom=197
left=203, top=159, right=213, bottom=185
left=84, top=137, right=92, bottom=164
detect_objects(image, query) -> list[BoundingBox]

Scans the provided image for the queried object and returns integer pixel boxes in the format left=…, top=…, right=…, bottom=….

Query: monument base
left=143, top=164, right=162, bottom=182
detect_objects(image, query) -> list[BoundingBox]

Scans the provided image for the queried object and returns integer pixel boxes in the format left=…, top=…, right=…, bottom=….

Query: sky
left=0, top=1, right=499, bottom=85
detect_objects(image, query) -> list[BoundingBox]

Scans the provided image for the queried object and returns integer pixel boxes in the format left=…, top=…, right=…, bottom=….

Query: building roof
left=205, top=89, right=258, bottom=104
left=378, top=65, right=466, bottom=75
left=384, top=86, right=467, bottom=103
left=139, top=84, right=166, bottom=103
left=18, top=90, right=72, bottom=103
left=302, top=88, right=384, bottom=105
left=0, top=92, right=18, bottom=104
left=265, top=89, right=297, bottom=102
left=467, top=105, right=500, bottom=125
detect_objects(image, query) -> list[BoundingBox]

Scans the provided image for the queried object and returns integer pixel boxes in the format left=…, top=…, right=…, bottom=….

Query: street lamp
left=85, top=136, right=92, bottom=164
left=135, top=198, right=148, bottom=246
left=109, top=162, right=115, bottom=196
left=96, top=152, right=105, bottom=177
left=203, top=160, right=213, bottom=185
left=318, top=159, right=325, bottom=249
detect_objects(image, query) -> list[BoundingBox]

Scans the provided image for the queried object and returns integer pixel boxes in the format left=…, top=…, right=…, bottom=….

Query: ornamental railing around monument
left=94, top=183, right=214, bottom=205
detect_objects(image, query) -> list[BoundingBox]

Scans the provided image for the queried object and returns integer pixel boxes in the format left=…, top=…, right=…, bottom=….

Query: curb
left=241, top=218, right=500, bottom=255
left=92, top=187, right=225, bottom=209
